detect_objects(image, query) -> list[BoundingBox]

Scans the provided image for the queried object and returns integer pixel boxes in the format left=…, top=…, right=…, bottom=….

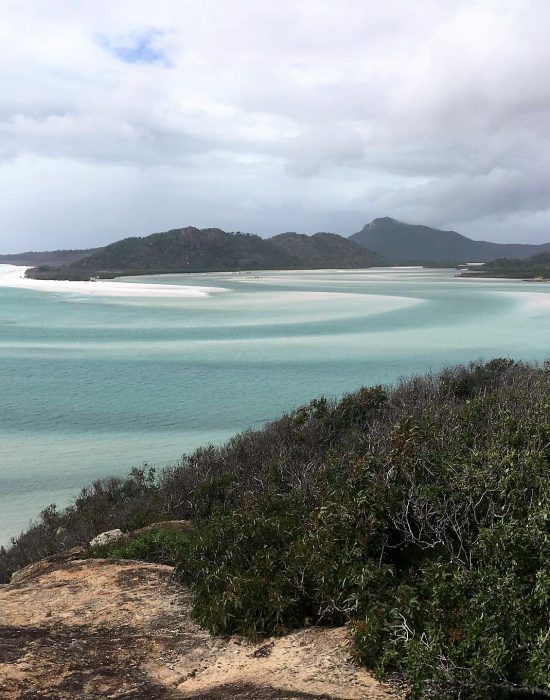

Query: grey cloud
left=1, top=1, right=550, bottom=251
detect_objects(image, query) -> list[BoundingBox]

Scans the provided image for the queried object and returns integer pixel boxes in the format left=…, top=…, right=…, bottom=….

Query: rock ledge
left=0, top=554, right=400, bottom=699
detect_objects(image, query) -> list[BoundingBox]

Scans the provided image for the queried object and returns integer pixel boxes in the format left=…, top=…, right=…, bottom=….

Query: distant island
left=460, top=253, right=550, bottom=280
left=23, top=227, right=384, bottom=281
left=350, top=216, right=550, bottom=264
left=4, top=216, right=550, bottom=281
left=0, top=248, right=100, bottom=267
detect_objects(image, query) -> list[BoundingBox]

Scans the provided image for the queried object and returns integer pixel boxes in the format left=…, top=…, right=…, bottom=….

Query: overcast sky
left=1, top=1, right=550, bottom=251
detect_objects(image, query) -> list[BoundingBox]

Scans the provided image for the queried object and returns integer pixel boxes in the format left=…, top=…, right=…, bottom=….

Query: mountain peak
left=370, top=217, right=400, bottom=226
left=350, top=218, right=550, bottom=264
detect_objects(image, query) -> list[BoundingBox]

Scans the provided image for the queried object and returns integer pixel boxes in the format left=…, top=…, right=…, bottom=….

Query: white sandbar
left=0, top=266, right=227, bottom=298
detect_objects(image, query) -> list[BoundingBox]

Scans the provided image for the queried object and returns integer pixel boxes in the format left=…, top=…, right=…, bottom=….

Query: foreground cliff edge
left=0, top=550, right=399, bottom=700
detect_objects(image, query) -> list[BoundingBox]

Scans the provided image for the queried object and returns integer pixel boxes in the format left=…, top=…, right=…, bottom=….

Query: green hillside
left=26, top=226, right=383, bottom=280
left=270, top=231, right=384, bottom=268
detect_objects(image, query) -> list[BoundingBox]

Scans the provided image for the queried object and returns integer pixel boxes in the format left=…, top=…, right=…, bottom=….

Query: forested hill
left=350, top=216, right=550, bottom=264
left=270, top=231, right=384, bottom=268
left=25, top=226, right=384, bottom=280
left=12, top=218, right=550, bottom=276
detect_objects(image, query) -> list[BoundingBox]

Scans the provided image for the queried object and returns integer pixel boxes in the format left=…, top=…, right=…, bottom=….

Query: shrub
left=176, top=360, right=550, bottom=699
left=4, top=360, right=550, bottom=698
left=179, top=493, right=311, bottom=638
left=87, top=528, right=190, bottom=565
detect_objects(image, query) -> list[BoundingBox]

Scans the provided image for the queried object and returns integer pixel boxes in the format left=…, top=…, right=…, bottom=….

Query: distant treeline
left=462, top=252, right=550, bottom=279
left=0, top=248, right=97, bottom=267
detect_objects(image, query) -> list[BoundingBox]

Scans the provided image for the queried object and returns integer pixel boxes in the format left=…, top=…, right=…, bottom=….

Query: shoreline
left=0, top=265, right=227, bottom=298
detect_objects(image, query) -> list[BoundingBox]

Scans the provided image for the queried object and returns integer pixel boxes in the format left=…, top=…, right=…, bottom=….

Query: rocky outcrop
left=8, top=547, right=86, bottom=585
left=89, top=528, right=125, bottom=548
left=0, top=554, right=400, bottom=699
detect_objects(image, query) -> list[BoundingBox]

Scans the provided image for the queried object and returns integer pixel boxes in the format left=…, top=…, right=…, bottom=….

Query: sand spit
left=0, top=266, right=227, bottom=298
left=0, top=552, right=400, bottom=700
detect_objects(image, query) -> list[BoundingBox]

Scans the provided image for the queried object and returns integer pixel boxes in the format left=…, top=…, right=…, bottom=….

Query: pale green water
left=2, top=266, right=550, bottom=544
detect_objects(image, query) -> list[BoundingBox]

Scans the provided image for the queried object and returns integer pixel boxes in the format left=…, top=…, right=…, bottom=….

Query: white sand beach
left=0, top=266, right=227, bottom=298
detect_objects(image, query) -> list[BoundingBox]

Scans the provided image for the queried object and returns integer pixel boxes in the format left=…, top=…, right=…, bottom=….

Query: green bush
left=179, top=494, right=311, bottom=638
left=177, top=360, right=550, bottom=699
left=88, top=528, right=190, bottom=565
left=6, top=359, right=550, bottom=698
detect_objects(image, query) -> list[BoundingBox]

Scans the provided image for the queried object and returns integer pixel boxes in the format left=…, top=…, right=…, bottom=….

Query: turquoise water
left=2, top=266, right=550, bottom=544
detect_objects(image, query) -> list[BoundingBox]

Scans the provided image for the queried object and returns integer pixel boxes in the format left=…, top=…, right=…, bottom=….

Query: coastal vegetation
left=2, top=359, right=550, bottom=698
left=87, top=526, right=190, bottom=565
left=462, top=253, right=550, bottom=279
left=25, top=227, right=383, bottom=280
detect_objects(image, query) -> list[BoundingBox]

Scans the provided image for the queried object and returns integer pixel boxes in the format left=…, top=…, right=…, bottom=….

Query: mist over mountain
left=350, top=217, right=550, bottom=264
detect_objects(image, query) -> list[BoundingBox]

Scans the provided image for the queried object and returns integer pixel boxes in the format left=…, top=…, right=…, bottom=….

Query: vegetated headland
left=8, top=216, right=550, bottom=281
left=3, top=359, right=550, bottom=699
left=23, top=227, right=385, bottom=281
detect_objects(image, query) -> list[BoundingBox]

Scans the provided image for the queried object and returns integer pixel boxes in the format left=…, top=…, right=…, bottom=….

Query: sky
left=1, top=0, right=550, bottom=252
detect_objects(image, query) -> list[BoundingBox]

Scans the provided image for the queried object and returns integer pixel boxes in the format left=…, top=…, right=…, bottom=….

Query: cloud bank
left=1, top=0, right=549, bottom=251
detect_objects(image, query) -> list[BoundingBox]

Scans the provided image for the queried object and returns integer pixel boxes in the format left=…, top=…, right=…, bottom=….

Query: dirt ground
left=0, top=552, right=400, bottom=700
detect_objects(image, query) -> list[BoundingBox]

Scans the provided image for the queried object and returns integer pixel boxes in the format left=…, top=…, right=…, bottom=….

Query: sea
left=2, top=265, right=550, bottom=544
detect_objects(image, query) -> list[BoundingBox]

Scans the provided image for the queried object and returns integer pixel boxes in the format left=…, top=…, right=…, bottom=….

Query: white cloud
left=1, top=0, right=550, bottom=250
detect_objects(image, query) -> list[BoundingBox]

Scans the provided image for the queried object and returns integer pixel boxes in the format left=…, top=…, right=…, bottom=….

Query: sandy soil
left=0, top=552, right=401, bottom=700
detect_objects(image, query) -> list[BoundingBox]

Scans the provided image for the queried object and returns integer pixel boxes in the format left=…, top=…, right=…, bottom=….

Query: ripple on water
left=1, top=268, right=550, bottom=544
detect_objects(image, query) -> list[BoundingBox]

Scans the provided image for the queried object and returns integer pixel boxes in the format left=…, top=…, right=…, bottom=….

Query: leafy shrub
left=87, top=528, right=190, bottom=565
left=176, top=360, right=550, bottom=699
left=179, top=493, right=311, bottom=638
left=0, top=465, right=167, bottom=581
left=440, top=357, right=517, bottom=398
left=5, top=359, right=550, bottom=698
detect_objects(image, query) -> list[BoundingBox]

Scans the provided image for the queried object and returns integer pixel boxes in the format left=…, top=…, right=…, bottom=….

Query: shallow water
left=2, top=266, right=550, bottom=544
